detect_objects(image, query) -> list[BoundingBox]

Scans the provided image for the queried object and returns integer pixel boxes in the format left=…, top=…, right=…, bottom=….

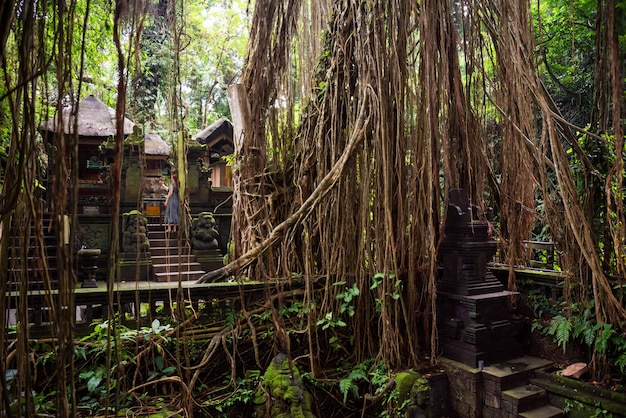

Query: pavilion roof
left=193, top=118, right=233, bottom=145
left=144, top=131, right=170, bottom=156
left=193, top=117, right=234, bottom=158
left=39, top=95, right=134, bottom=137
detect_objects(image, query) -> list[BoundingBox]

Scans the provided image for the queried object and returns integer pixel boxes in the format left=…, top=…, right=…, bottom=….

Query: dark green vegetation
left=1, top=0, right=626, bottom=416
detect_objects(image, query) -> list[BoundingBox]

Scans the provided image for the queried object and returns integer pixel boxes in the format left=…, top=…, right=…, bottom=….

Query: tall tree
left=213, top=0, right=626, bottom=377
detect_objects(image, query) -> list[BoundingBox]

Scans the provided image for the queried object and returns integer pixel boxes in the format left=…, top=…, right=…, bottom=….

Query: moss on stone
left=396, top=370, right=421, bottom=405
left=253, top=353, right=316, bottom=418
left=394, top=370, right=431, bottom=416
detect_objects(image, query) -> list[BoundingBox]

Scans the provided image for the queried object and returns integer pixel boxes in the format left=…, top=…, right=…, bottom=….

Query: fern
left=338, top=365, right=369, bottom=403
left=348, top=367, right=368, bottom=382
left=615, top=352, right=626, bottom=373
left=546, top=315, right=572, bottom=352
left=339, top=378, right=358, bottom=403
left=581, top=324, right=596, bottom=348
left=594, top=323, right=615, bottom=355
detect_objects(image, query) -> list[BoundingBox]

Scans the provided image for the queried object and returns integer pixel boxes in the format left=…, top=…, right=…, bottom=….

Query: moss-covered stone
left=394, top=370, right=431, bottom=417
left=122, top=211, right=150, bottom=252
left=396, top=370, right=421, bottom=406
left=253, top=353, right=316, bottom=418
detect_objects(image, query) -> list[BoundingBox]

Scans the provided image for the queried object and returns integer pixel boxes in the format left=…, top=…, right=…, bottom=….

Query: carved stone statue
left=190, top=212, right=220, bottom=250
left=122, top=210, right=149, bottom=253
left=252, top=353, right=316, bottom=418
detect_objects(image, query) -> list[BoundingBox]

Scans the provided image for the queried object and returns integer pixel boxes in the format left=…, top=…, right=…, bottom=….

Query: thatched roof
left=193, top=118, right=233, bottom=145
left=144, top=131, right=170, bottom=156
left=39, top=95, right=134, bottom=137
left=193, top=118, right=234, bottom=157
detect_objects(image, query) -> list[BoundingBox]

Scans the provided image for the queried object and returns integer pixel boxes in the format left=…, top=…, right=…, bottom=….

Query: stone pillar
left=437, top=189, right=523, bottom=367
left=187, top=145, right=212, bottom=208
left=124, top=159, right=141, bottom=204
left=77, top=247, right=101, bottom=288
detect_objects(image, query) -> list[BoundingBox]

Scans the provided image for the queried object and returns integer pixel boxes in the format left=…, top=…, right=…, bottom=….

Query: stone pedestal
left=118, top=253, right=153, bottom=281
left=193, top=249, right=224, bottom=273
left=77, top=247, right=101, bottom=288
left=438, top=189, right=523, bottom=367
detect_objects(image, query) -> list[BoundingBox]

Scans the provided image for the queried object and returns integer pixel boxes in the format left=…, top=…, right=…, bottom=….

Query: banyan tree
left=212, top=0, right=626, bottom=372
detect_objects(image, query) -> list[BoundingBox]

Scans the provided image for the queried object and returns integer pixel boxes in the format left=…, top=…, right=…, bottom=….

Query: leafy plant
left=545, top=314, right=573, bottom=352
left=203, top=373, right=260, bottom=417
left=370, top=272, right=401, bottom=311
left=316, top=311, right=347, bottom=330
left=335, top=281, right=360, bottom=317
left=79, top=366, right=107, bottom=394
left=339, top=362, right=370, bottom=403
left=543, top=301, right=626, bottom=379
left=563, top=399, right=584, bottom=414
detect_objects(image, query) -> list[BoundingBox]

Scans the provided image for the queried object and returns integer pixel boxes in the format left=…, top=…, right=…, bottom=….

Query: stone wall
left=440, top=358, right=483, bottom=418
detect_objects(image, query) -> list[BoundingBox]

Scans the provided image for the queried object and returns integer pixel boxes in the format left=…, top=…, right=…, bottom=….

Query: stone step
left=530, top=370, right=626, bottom=417
left=8, top=245, right=59, bottom=257
left=149, top=230, right=179, bottom=240
left=9, top=236, right=58, bottom=247
left=151, top=254, right=198, bottom=264
left=501, top=384, right=547, bottom=415
left=5, top=277, right=59, bottom=290
left=149, top=246, right=190, bottom=257
left=482, top=356, right=553, bottom=393
left=146, top=224, right=206, bottom=282
left=153, top=261, right=202, bottom=274
left=150, top=237, right=186, bottom=248
left=519, top=404, right=564, bottom=418
left=8, top=266, right=58, bottom=276
left=154, top=269, right=205, bottom=282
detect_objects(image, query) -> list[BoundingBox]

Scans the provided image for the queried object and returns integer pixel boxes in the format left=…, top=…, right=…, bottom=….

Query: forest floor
left=526, top=322, right=625, bottom=394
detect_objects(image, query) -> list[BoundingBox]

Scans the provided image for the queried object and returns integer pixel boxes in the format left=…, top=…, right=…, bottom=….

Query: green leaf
left=152, top=319, right=161, bottom=333
left=74, top=345, right=87, bottom=361
left=349, top=285, right=360, bottom=296
left=594, top=323, right=615, bottom=355
left=546, top=315, right=572, bottom=352
left=348, top=368, right=368, bottom=381
left=155, top=355, right=164, bottom=371
left=162, top=366, right=177, bottom=376
left=79, top=370, right=95, bottom=380
left=86, top=368, right=105, bottom=393
left=339, top=378, right=357, bottom=403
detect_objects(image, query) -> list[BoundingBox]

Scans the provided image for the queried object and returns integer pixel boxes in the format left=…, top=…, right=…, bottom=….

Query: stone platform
left=440, top=355, right=563, bottom=418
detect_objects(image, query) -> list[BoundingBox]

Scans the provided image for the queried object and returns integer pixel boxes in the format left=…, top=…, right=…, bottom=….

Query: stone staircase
left=481, top=356, right=564, bottom=418
left=148, top=226, right=206, bottom=282
left=442, top=355, right=564, bottom=418
left=529, top=368, right=626, bottom=417
left=6, top=213, right=59, bottom=290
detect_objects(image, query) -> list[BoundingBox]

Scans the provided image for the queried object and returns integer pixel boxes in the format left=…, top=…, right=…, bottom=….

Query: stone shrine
left=437, top=189, right=523, bottom=367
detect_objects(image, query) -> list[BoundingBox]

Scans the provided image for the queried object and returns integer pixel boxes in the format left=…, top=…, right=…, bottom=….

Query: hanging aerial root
left=197, top=86, right=373, bottom=283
